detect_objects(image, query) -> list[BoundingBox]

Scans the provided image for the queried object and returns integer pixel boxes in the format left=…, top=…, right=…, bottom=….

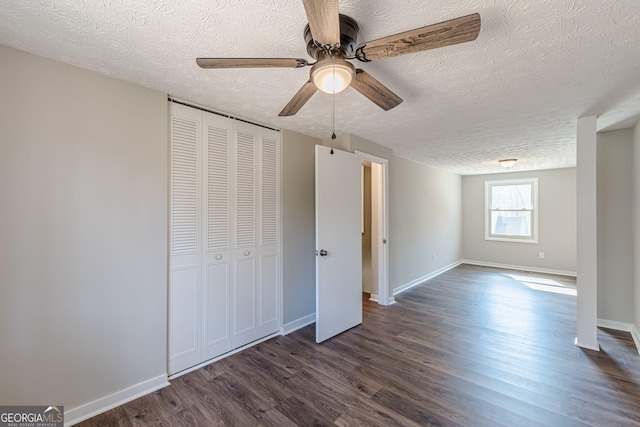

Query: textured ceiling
left=1, top=0, right=639, bottom=174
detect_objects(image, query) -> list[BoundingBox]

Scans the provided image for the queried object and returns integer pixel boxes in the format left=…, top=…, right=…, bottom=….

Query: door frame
left=355, top=150, right=391, bottom=306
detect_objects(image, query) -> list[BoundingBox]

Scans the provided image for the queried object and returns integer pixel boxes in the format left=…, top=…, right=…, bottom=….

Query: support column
left=575, top=115, right=599, bottom=351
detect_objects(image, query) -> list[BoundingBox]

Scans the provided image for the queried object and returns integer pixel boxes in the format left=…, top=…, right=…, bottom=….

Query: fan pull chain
left=330, top=92, right=336, bottom=155
left=330, top=57, right=336, bottom=155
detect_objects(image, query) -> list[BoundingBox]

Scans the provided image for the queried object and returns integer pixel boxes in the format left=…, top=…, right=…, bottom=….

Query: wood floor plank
left=119, top=395, right=170, bottom=426
left=164, top=405, right=218, bottom=427
left=371, top=387, right=467, bottom=427
left=278, top=331, right=384, bottom=398
left=334, top=393, right=425, bottom=427
left=180, top=370, right=262, bottom=426
left=255, top=408, right=299, bottom=427
left=78, top=265, right=640, bottom=427
left=280, top=367, right=348, bottom=422
left=78, top=407, right=132, bottom=427
left=222, top=354, right=293, bottom=407
left=274, top=395, right=335, bottom=426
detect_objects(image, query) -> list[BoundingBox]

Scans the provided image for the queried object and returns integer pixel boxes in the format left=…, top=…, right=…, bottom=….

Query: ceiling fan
left=196, top=0, right=481, bottom=117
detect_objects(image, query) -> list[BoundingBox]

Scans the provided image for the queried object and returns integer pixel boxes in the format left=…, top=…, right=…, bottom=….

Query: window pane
left=491, top=184, right=532, bottom=210
left=490, top=211, right=531, bottom=237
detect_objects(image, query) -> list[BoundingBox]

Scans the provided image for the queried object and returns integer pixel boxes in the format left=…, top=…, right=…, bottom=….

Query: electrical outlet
left=539, top=252, right=545, bottom=259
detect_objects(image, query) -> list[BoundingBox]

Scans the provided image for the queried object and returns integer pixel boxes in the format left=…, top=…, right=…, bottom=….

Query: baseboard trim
left=461, top=260, right=577, bottom=277
left=574, top=337, right=600, bottom=352
left=369, top=294, right=379, bottom=303
left=65, top=374, right=169, bottom=426
left=596, top=319, right=640, bottom=356
left=281, top=313, right=316, bottom=335
left=597, top=318, right=633, bottom=332
left=632, top=324, right=640, bottom=356
left=393, top=261, right=462, bottom=296
left=168, top=331, right=281, bottom=380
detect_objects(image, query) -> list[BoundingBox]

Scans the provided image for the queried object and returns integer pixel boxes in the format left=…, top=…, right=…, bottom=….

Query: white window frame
left=485, top=177, right=538, bottom=243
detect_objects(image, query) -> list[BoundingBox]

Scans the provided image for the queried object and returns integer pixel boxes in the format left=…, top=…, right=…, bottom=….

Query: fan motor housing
left=304, top=14, right=359, bottom=59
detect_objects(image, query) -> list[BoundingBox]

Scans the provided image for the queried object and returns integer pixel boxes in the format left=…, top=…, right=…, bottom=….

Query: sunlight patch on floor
left=507, top=273, right=577, bottom=296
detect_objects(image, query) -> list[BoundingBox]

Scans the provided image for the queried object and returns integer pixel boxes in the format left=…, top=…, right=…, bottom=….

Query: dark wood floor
left=78, top=264, right=640, bottom=426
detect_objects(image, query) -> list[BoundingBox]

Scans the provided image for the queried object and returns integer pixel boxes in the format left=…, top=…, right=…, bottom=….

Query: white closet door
left=257, top=133, right=280, bottom=335
left=168, top=102, right=282, bottom=374
left=168, top=104, right=202, bottom=374
left=201, top=112, right=234, bottom=361
left=232, top=127, right=259, bottom=347
left=232, top=122, right=280, bottom=348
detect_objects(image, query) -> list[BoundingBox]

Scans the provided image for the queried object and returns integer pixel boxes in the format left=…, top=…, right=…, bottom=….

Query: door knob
left=319, top=249, right=328, bottom=256
left=244, top=250, right=250, bottom=256
left=215, top=254, right=222, bottom=260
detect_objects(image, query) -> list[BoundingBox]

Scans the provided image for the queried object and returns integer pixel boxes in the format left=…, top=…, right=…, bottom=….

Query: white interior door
left=315, top=145, right=362, bottom=343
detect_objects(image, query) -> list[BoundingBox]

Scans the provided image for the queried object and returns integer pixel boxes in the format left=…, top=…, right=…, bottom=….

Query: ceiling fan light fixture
left=311, top=58, right=355, bottom=94
left=499, top=158, right=517, bottom=168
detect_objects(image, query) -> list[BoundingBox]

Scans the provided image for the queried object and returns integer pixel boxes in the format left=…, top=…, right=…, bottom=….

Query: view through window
left=485, top=178, right=538, bottom=242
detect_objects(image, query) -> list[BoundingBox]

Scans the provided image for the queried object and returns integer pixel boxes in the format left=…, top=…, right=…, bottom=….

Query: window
left=485, top=178, right=538, bottom=243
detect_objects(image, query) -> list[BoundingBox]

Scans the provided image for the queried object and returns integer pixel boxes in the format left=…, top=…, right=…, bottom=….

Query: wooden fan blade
left=302, top=0, right=340, bottom=47
left=350, top=69, right=403, bottom=111
left=196, top=58, right=308, bottom=69
left=279, top=80, right=318, bottom=116
left=355, top=13, right=481, bottom=62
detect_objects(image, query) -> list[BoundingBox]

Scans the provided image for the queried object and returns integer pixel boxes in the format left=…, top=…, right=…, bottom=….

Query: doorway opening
left=357, top=151, right=390, bottom=305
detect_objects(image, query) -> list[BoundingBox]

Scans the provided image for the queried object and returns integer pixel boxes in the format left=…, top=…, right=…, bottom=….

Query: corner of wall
left=349, top=134, right=393, bottom=160
left=633, top=118, right=640, bottom=334
left=281, top=129, right=320, bottom=325
left=65, top=375, right=169, bottom=426
left=632, top=324, right=640, bottom=356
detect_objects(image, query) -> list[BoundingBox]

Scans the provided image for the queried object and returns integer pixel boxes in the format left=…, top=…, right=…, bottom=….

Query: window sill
left=485, top=236, right=538, bottom=244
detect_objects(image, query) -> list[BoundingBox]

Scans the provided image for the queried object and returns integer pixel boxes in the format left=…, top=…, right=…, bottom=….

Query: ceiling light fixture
left=499, top=158, right=517, bottom=168
left=311, top=57, right=355, bottom=94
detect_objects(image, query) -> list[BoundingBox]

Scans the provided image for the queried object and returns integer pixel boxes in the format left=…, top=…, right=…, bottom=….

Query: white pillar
left=575, top=115, right=599, bottom=351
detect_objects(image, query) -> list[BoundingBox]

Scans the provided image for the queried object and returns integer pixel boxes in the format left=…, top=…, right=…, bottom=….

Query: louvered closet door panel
left=260, top=253, right=279, bottom=326
left=232, top=253, right=262, bottom=348
left=202, top=259, right=232, bottom=360
left=169, top=104, right=202, bottom=375
left=260, top=135, right=279, bottom=246
left=201, top=112, right=233, bottom=361
left=206, top=118, right=231, bottom=252
left=170, top=113, right=199, bottom=256
left=168, top=103, right=281, bottom=371
left=168, top=266, right=201, bottom=374
left=235, top=131, right=256, bottom=248
left=232, top=125, right=257, bottom=348
left=232, top=124, right=280, bottom=348
left=257, top=132, right=280, bottom=334
left=235, top=256, right=256, bottom=333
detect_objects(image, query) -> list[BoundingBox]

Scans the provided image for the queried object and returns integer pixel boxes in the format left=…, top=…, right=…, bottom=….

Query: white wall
left=633, top=119, right=640, bottom=333
left=462, top=168, right=577, bottom=273
left=597, top=129, right=634, bottom=323
left=390, top=156, right=462, bottom=292
left=0, top=45, right=168, bottom=413
left=281, top=130, right=319, bottom=326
